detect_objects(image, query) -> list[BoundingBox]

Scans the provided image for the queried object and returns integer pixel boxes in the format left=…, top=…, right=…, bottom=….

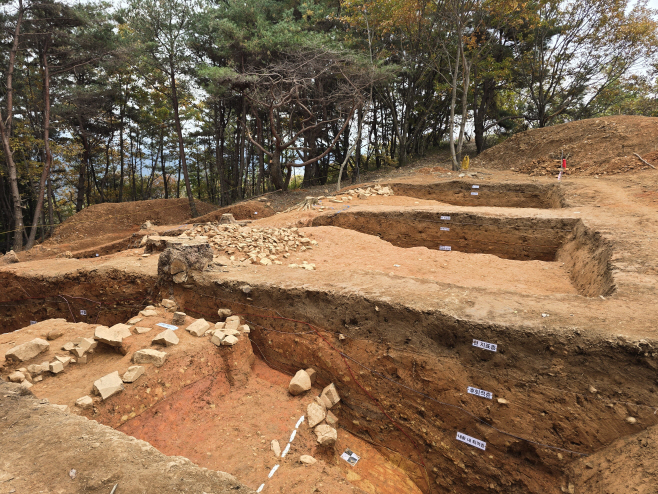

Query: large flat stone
left=94, top=325, right=131, bottom=347
left=289, top=370, right=312, bottom=396
left=5, top=338, right=50, bottom=363
left=122, top=365, right=145, bottom=383
left=186, top=319, right=210, bottom=337
left=93, top=371, right=124, bottom=400
left=320, top=383, right=341, bottom=409
left=307, top=402, right=327, bottom=428
left=314, top=424, right=337, bottom=446
left=152, top=329, right=179, bottom=347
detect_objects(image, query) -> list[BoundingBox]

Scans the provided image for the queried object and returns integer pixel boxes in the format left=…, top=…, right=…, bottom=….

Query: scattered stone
left=33, top=376, right=43, bottom=382
left=300, top=455, right=317, bottom=465
left=210, top=332, right=225, bottom=346
left=77, top=355, right=88, bottom=364
left=325, top=410, right=338, bottom=426
left=239, top=324, right=251, bottom=334
left=71, top=338, right=97, bottom=358
left=27, top=364, right=43, bottom=376
left=55, top=356, right=72, bottom=368
left=152, top=329, right=179, bottom=347
left=307, top=402, right=327, bottom=428
left=320, top=383, right=340, bottom=409
left=214, top=322, right=226, bottom=330
left=306, top=368, right=317, bottom=384
left=626, top=416, right=638, bottom=424
left=224, top=316, right=241, bottom=331
left=134, top=327, right=152, bottom=334
left=8, top=371, right=25, bottom=383
left=0, top=250, right=19, bottom=264
left=161, top=299, right=177, bottom=309
left=93, top=371, right=125, bottom=400
left=49, top=361, right=64, bottom=374
left=172, top=312, right=186, bottom=325
left=75, top=395, right=93, bottom=409
left=127, top=316, right=143, bottom=325
left=157, top=239, right=213, bottom=283
left=5, top=338, right=50, bottom=363
left=314, top=424, right=337, bottom=446
left=589, top=385, right=597, bottom=394
left=289, top=370, right=312, bottom=396
left=133, top=349, right=167, bottom=367
left=217, top=309, right=232, bottom=320
left=145, top=305, right=156, bottom=310
left=497, top=398, right=509, bottom=405
left=139, top=309, right=159, bottom=317
left=223, top=328, right=240, bottom=337
left=18, top=381, right=32, bottom=391
left=221, top=335, right=239, bottom=346
left=141, top=220, right=153, bottom=230
left=122, top=365, right=145, bottom=383
left=47, top=329, right=64, bottom=341
left=94, top=324, right=131, bottom=347
left=62, top=342, right=76, bottom=352
left=51, top=404, right=69, bottom=412
left=186, top=319, right=210, bottom=337
left=271, top=440, right=281, bottom=457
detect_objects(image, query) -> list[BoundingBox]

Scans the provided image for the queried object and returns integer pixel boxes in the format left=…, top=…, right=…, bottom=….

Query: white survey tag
left=471, top=192, right=479, bottom=196
left=439, top=245, right=451, bottom=251
left=472, top=339, right=497, bottom=352
left=467, top=386, right=493, bottom=399
left=456, top=432, right=486, bottom=451
left=440, top=227, right=450, bottom=231
left=440, top=215, right=451, bottom=220
left=80, top=310, right=87, bottom=316
left=472, top=185, right=480, bottom=189
left=30, top=321, right=37, bottom=325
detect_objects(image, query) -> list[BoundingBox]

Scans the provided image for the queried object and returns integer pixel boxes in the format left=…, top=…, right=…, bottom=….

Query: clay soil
left=2, top=116, right=658, bottom=494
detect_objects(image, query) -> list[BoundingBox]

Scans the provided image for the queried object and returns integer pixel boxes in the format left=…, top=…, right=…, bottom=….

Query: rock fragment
left=300, top=455, right=317, bottom=465
left=172, top=312, right=186, bottom=325
left=55, top=355, right=72, bottom=368
left=127, top=316, right=143, bottom=325
left=75, top=396, right=93, bottom=409
left=93, top=371, right=125, bottom=400
left=186, top=319, right=210, bottom=337
left=289, top=370, right=312, bottom=396
left=307, top=402, right=327, bottom=428
left=320, top=383, right=340, bottom=409
left=271, top=440, right=281, bottom=457
left=306, top=368, right=317, bottom=384
left=8, top=371, right=25, bottom=383
left=152, top=329, right=179, bottom=347
left=221, top=335, right=239, bottom=346
left=134, top=326, right=152, bottom=334
left=139, top=309, right=158, bottom=317
left=49, top=361, right=64, bottom=374
left=5, top=338, right=50, bottom=363
left=70, top=337, right=97, bottom=358
left=133, top=349, right=167, bottom=367
left=94, top=324, right=131, bottom=347
left=122, top=365, right=145, bottom=383
left=224, top=316, right=241, bottom=331
left=47, top=329, right=64, bottom=341
left=217, top=308, right=232, bottom=320
left=314, top=424, right=337, bottom=446
left=325, top=410, right=338, bottom=426
left=161, top=299, right=177, bottom=309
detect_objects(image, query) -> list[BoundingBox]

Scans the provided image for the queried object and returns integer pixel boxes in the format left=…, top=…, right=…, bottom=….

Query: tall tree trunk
left=449, top=40, right=462, bottom=170
left=118, top=78, right=125, bottom=202
left=27, top=39, right=52, bottom=249
left=0, top=0, right=25, bottom=251
left=169, top=65, right=197, bottom=217
left=47, top=177, right=54, bottom=236
left=160, top=130, right=168, bottom=199
left=76, top=119, right=90, bottom=212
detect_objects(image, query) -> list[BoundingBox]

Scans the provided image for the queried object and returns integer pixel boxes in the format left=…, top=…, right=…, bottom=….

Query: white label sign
left=473, top=339, right=497, bottom=352
left=471, top=192, right=479, bottom=196
left=472, top=185, right=480, bottom=189
left=456, top=432, right=486, bottom=451
left=467, top=386, right=493, bottom=400
left=439, top=245, right=451, bottom=251
left=440, top=227, right=450, bottom=231
left=440, top=215, right=451, bottom=220
left=30, top=321, right=37, bottom=325
left=80, top=310, right=87, bottom=316
left=156, top=322, right=178, bottom=331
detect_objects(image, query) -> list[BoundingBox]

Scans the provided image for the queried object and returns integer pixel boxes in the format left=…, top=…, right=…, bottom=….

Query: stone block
left=27, top=364, right=43, bottom=376
left=314, top=424, right=337, bottom=446
left=133, top=349, right=167, bottom=367
left=134, top=326, right=152, bottom=334
left=289, top=370, right=312, bottom=396
left=161, top=299, right=177, bottom=309
left=214, top=322, right=226, bottom=330
left=127, top=316, right=143, bottom=325
left=49, top=361, right=64, bottom=374
left=94, top=325, right=130, bottom=347
left=320, top=383, right=341, bottom=409
left=172, top=312, right=186, bottom=325
left=217, top=309, right=232, bottom=320
left=325, top=410, right=338, bottom=426
left=271, top=440, right=281, bottom=457
left=47, top=329, right=64, bottom=341
left=55, top=355, right=72, bottom=368
left=300, top=455, right=317, bottom=465
left=93, top=371, right=125, bottom=400
left=139, top=309, right=158, bottom=317
left=211, top=332, right=225, bottom=346
left=122, top=365, right=145, bottom=383
left=75, top=395, right=93, bottom=409
left=221, top=335, right=239, bottom=346
left=8, top=371, right=25, bottom=383
left=71, top=338, right=97, bottom=358
left=62, top=342, right=76, bottom=352
left=306, top=368, right=317, bottom=384
left=186, top=319, right=210, bottom=337
left=307, top=402, right=327, bottom=428
left=152, top=329, right=179, bottom=347
left=5, top=338, right=50, bottom=363
left=239, top=325, right=251, bottom=334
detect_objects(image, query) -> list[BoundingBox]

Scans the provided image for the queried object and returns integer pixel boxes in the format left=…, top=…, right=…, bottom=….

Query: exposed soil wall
left=312, top=210, right=576, bottom=262
left=152, top=276, right=658, bottom=494
left=388, top=182, right=565, bottom=209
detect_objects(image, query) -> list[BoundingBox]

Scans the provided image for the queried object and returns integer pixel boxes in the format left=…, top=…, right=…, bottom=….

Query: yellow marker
left=461, top=155, right=470, bottom=170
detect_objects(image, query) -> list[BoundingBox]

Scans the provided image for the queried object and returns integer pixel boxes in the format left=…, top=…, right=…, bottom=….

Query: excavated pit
left=388, top=182, right=565, bottom=208
left=312, top=210, right=614, bottom=297
left=1, top=267, right=655, bottom=494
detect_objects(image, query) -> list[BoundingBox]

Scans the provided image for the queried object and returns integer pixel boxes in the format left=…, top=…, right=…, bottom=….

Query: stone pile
left=177, top=224, right=317, bottom=265
left=326, top=184, right=394, bottom=203
left=209, top=313, right=250, bottom=347
left=287, top=368, right=341, bottom=447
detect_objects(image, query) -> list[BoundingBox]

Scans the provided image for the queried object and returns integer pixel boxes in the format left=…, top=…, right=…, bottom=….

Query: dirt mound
left=474, top=115, right=658, bottom=176
left=48, top=198, right=216, bottom=246
left=193, top=200, right=275, bottom=223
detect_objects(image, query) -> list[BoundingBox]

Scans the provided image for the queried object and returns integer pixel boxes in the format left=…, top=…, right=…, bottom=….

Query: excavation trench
left=0, top=268, right=654, bottom=493
left=312, top=210, right=614, bottom=297
left=387, top=182, right=565, bottom=208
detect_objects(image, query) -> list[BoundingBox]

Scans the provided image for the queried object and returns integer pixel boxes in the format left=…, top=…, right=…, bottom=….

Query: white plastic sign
left=80, top=310, right=87, bottom=316
left=456, top=432, right=486, bottom=451
left=471, top=192, right=479, bottom=196
left=472, top=185, right=480, bottom=189
left=473, top=339, right=497, bottom=352
left=439, top=245, right=451, bottom=251
left=440, top=215, right=451, bottom=220
left=467, top=386, right=493, bottom=400
left=440, top=227, right=450, bottom=231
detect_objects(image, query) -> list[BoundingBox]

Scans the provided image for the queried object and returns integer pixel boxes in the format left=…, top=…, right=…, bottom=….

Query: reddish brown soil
left=473, top=115, right=658, bottom=175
